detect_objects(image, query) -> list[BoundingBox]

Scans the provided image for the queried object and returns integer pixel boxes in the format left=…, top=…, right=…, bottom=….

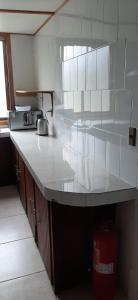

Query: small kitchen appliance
left=9, top=109, right=42, bottom=131
left=37, top=117, right=48, bottom=136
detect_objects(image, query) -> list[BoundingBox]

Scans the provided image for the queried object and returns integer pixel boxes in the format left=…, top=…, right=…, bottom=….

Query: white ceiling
left=0, top=0, right=137, bottom=36
left=0, top=14, right=50, bottom=34
left=0, top=0, right=65, bottom=34
left=0, top=0, right=64, bottom=11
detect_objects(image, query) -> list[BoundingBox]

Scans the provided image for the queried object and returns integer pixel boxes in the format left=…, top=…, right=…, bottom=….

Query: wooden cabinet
left=13, top=144, right=92, bottom=293
left=35, top=186, right=89, bottom=293
left=13, top=146, right=36, bottom=236
left=25, top=166, right=36, bottom=238
left=35, top=184, right=52, bottom=281
left=0, top=137, right=16, bottom=186
left=13, top=145, right=90, bottom=293
left=13, top=148, right=26, bottom=212
left=35, top=185, right=89, bottom=293
left=49, top=202, right=89, bottom=293
left=13, top=142, right=116, bottom=295
left=18, top=155, right=26, bottom=212
left=14, top=147, right=19, bottom=181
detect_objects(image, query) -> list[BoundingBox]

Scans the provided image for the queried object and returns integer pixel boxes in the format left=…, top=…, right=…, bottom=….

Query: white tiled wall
left=78, top=55, right=86, bottom=91
left=125, top=41, right=138, bottom=89
left=86, top=51, right=96, bottom=90
left=97, top=46, right=110, bottom=90
left=49, top=40, right=138, bottom=188
left=32, top=0, right=138, bottom=190
left=36, top=38, right=138, bottom=188
left=119, top=0, right=137, bottom=23
left=109, top=41, right=125, bottom=90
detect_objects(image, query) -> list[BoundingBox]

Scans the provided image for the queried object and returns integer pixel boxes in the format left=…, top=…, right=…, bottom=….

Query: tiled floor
left=0, top=185, right=126, bottom=300
left=0, top=185, right=57, bottom=300
left=0, top=214, right=32, bottom=243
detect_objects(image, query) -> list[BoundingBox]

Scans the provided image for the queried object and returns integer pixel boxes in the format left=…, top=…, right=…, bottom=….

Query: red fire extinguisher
left=92, top=222, right=118, bottom=300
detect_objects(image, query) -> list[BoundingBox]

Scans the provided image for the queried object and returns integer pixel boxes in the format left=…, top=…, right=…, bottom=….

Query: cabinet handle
left=16, top=168, right=20, bottom=181
left=16, top=168, right=22, bottom=176
left=30, top=198, right=33, bottom=214
left=17, top=169, right=22, bottom=174
left=30, top=200, right=36, bottom=217
left=37, top=212, right=41, bottom=224
left=33, top=207, right=36, bottom=217
left=33, top=208, right=36, bottom=225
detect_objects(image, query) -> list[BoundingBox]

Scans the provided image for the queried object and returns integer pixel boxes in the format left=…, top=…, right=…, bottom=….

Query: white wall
left=34, top=35, right=61, bottom=91
left=58, top=42, right=138, bottom=188
left=11, top=34, right=37, bottom=107
left=11, top=34, right=36, bottom=90
left=33, top=36, right=138, bottom=187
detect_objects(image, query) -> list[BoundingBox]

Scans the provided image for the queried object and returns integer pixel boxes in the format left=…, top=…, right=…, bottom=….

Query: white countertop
left=7, top=129, right=136, bottom=207
left=0, top=128, right=10, bottom=138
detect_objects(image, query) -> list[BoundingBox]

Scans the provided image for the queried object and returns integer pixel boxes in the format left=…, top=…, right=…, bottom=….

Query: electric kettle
left=37, top=117, right=48, bottom=136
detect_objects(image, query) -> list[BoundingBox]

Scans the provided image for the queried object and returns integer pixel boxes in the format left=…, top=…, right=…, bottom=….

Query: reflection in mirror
left=62, top=44, right=110, bottom=116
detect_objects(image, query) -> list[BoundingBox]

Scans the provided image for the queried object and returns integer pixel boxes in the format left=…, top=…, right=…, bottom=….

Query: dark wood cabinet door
left=0, top=137, right=16, bottom=186
left=50, top=202, right=89, bottom=293
left=35, top=184, right=52, bottom=280
left=25, top=166, right=36, bottom=238
left=18, top=155, right=26, bottom=212
left=13, top=146, right=19, bottom=180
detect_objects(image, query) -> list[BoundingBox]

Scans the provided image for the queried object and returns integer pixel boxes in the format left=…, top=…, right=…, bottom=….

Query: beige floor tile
left=0, top=186, right=24, bottom=218
left=0, top=238, right=45, bottom=282
left=0, top=214, right=32, bottom=244
left=0, top=271, right=58, bottom=300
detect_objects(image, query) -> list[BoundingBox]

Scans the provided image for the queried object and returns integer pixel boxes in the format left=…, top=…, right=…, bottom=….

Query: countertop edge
left=9, top=131, right=137, bottom=207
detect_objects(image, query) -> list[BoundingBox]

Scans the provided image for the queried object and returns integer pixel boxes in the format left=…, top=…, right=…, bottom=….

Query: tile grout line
left=0, top=187, right=49, bottom=292
left=0, top=270, right=46, bottom=285
left=0, top=236, right=33, bottom=246
left=0, top=189, right=60, bottom=298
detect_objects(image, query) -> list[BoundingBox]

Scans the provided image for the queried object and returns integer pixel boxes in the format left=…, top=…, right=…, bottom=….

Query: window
left=0, top=42, right=7, bottom=118
left=0, top=34, right=14, bottom=125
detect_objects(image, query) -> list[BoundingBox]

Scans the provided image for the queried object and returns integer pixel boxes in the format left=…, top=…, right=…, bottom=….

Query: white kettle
left=37, top=117, right=48, bottom=136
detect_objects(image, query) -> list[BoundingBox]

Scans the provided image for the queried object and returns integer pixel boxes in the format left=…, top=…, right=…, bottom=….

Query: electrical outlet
left=129, top=127, right=136, bottom=146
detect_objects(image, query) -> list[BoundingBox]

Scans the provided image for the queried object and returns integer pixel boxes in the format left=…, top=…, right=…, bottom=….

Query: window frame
left=0, top=33, right=14, bottom=125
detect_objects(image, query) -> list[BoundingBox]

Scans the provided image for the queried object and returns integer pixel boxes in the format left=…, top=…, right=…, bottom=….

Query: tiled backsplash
left=38, top=40, right=138, bottom=187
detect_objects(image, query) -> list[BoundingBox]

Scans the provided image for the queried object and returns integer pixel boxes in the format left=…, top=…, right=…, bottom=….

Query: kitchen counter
left=8, top=130, right=137, bottom=207
left=0, top=128, right=10, bottom=137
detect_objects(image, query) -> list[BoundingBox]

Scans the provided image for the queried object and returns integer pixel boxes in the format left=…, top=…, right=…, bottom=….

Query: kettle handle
left=45, top=110, right=51, bottom=119
left=36, top=118, right=39, bottom=128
